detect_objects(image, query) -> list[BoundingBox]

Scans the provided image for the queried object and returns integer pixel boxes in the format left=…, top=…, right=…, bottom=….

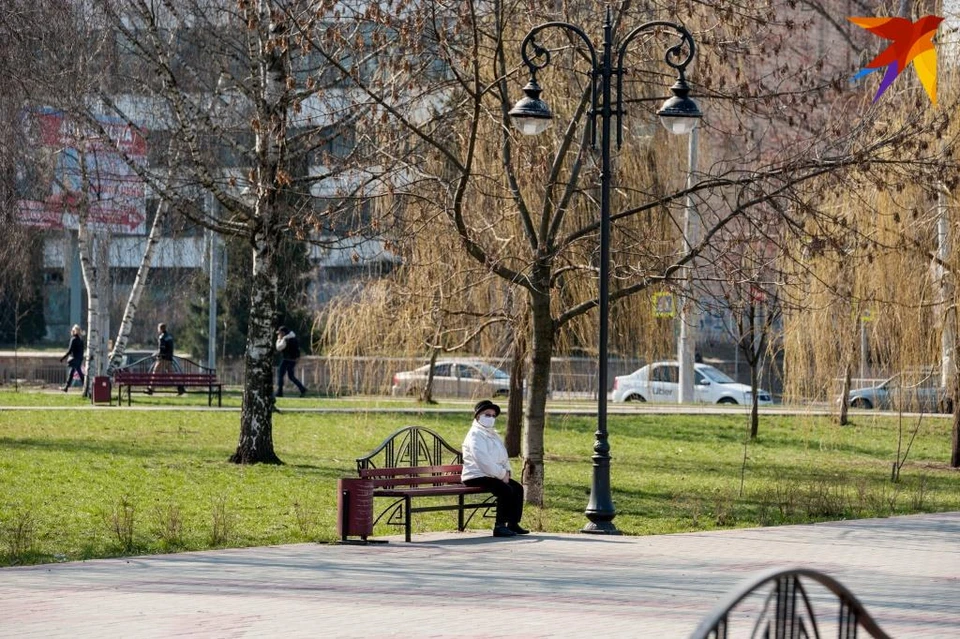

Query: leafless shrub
left=106, top=495, right=137, bottom=553
left=210, top=495, right=235, bottom=546
left=151, top=503, right=184, bottom=549
left=800, top=477, right=848, bottom=518
left=1, top=506, right=38, bottom=564
left=910, top=474, right=929, bottom=510
left=291, top=501, right=316, bottom=538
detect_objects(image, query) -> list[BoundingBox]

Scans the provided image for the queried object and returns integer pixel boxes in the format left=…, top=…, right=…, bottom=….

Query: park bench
left=114, top=356, right=222, bottom=407
left=353, top=425, right=495, bottom=542
left=690, top=566, right=890, bottom=638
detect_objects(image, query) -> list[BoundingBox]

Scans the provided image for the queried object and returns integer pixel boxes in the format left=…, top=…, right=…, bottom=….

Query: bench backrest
left=358, top=464, right=465, bottom=489
left=114, top=356, right=217, bottom=378
left=356, top=426, right=463, bottom=473
left=115, top=372, right=218, bottom=383
left=689, top=567, right=890, bottom=639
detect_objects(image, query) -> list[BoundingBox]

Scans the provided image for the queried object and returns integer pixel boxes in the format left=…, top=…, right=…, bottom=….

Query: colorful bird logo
left=849, top=15, right=943, bottom=105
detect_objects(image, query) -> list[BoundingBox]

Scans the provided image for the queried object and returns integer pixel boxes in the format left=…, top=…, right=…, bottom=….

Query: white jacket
left=461, top=419, right=511, bottom=482
left=276, top=332, right=293, bottom=351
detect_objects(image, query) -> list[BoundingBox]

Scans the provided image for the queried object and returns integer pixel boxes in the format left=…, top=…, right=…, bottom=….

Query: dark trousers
left=149, top=358, right=184, bottom=393
left=463, top=476, right=524, bottom=526
left=277, top=359, right=306, bottom=395
left=64, top=362, right=84, bottom=390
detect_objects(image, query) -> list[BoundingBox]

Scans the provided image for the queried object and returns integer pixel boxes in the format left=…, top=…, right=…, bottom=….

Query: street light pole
left=509, top=7, right=701, bottom=534
left=678, top=126, right=700, bottom=403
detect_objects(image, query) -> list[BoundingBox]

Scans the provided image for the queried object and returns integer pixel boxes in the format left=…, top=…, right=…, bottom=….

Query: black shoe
left=144, top=388, right=153, bottom=395
left=508, top=524, right=530, bottom=535
left=177, top=389, right=185, bottom=396
left=299, top=389, right=307, bottom=397
left=276, top=392, right=283, bottom=398
left=493, top=525, right=517, bottom=538
left=62, top=387, right=69, bottom=393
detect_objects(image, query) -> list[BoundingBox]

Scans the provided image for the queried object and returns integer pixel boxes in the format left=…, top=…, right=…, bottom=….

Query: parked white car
left=391, top=360, right=512, bottom=399
left=612, top=361, right=773, bottom=405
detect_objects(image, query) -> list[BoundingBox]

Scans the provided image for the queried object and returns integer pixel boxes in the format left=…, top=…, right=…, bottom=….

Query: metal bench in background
left=113, top=355, right=222, bottom=407
left=689, top=566, right=891, bottom=639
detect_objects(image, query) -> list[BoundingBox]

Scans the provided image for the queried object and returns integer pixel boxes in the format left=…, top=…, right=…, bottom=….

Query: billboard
left=15, top=108, right=147, bottom=234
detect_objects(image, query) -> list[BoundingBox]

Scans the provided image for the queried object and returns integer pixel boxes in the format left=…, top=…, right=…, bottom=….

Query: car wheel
left=493, top=389, right=509, bottom=398
left=717, top=397, right=738, bottom=405
left=625, top=393, right=646, bottom=403
left=850, top=397, right=873, bottom=409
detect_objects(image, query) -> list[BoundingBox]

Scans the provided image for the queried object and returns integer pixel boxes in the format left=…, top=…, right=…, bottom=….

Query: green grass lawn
left=1, top=387, right=958, bottom=566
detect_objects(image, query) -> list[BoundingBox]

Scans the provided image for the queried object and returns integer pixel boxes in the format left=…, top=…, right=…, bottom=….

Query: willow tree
left=310, top=0, right=958, bottom=505
left=782, top=18, right=960, bottom=457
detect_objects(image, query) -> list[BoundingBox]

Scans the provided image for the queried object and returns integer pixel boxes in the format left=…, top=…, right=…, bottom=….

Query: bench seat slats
left=374, top=486, right=486, bottom=497
left=368, top=477, right=465, bottom=489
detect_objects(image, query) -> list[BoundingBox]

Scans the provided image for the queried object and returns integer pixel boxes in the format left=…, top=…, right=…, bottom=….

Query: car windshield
left=473, top=362, right=509, bottom=379
left=698, top=366, right=737, bottom=384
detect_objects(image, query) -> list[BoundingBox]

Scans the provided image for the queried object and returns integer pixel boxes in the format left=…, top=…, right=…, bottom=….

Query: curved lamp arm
left=517, top=22, right=600, bottom=145
left=616, top=21, right=697, bottom=146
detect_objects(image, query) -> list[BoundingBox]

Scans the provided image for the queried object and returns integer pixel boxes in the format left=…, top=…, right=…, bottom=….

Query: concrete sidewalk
left=2, top=512, right=958, bottom=638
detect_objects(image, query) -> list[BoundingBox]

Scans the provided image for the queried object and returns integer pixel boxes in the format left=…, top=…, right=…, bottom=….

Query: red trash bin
left=337, top=478, right=375, bottom=542
left=92, top=376, right=112, bottom=404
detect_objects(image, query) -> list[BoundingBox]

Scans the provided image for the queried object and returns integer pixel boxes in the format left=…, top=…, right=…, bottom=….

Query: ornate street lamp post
left=509, top=7, right=701, bottom=534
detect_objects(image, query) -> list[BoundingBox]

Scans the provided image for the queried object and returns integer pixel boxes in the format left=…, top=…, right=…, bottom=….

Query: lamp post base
left=581, top=520, right=622, bottom=535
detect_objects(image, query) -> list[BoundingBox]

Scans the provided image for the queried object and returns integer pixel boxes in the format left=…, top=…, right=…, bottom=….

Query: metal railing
left=1, top=353, right=769, bottom=398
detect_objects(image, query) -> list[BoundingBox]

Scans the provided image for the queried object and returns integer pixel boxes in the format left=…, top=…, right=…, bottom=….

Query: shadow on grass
left=0, top=437, right=348, bottom=479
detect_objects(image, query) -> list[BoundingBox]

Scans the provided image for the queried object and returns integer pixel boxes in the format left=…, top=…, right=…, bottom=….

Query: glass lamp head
left=509, top=78, right=553, bottom=136
left=656, top=77, right=701, bottom=135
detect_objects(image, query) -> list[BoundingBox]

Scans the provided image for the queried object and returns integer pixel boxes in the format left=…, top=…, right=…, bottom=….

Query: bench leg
left=458, top=494, right=465, bottom=531
left=405, top=495, right=411, bottom=542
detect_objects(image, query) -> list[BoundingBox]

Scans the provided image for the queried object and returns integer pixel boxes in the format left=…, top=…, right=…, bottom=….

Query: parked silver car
left=391, top=360, right=512, bottom=398
left=846, top=371, right=952, bottom=412
left=612, top=361, right=773, bottom=405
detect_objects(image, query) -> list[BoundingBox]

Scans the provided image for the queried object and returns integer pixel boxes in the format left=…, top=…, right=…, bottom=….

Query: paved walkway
left=2, top=512, right=958, bottom=638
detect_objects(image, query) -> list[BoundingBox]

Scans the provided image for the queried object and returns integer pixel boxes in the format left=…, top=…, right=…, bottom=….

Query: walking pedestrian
left=59, top=325, right=85, bottom=392
left=146, top=323, right=184, bottom=395
left=276, top=326, right=307, bottom=397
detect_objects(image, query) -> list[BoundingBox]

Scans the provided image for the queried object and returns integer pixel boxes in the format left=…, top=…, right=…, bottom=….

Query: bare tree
left=317, top=1, right=957, bottom=506
left=79, top=1, right=386, bottom=463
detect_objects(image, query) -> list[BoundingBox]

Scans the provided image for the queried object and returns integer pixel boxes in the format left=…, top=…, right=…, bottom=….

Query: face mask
left=477, top=414, right=496, bottom=428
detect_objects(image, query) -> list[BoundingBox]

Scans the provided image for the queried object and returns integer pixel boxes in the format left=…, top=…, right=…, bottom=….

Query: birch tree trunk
left=106, top=197, right=169, bottom=374
left=75, top=153, right=110, bottom=396
left=229, top=0, right=288, bottom=464
left=231, top=221, right=282, bottom=464
left=76, top=224, right=106, bottom=396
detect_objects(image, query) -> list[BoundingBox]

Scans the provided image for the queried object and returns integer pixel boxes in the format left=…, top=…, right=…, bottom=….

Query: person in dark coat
left=275, top=326, right=307, bottom=397
left=59, top=324, right=85, bottom=392
left=146, top=322, right=184, bottom=395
